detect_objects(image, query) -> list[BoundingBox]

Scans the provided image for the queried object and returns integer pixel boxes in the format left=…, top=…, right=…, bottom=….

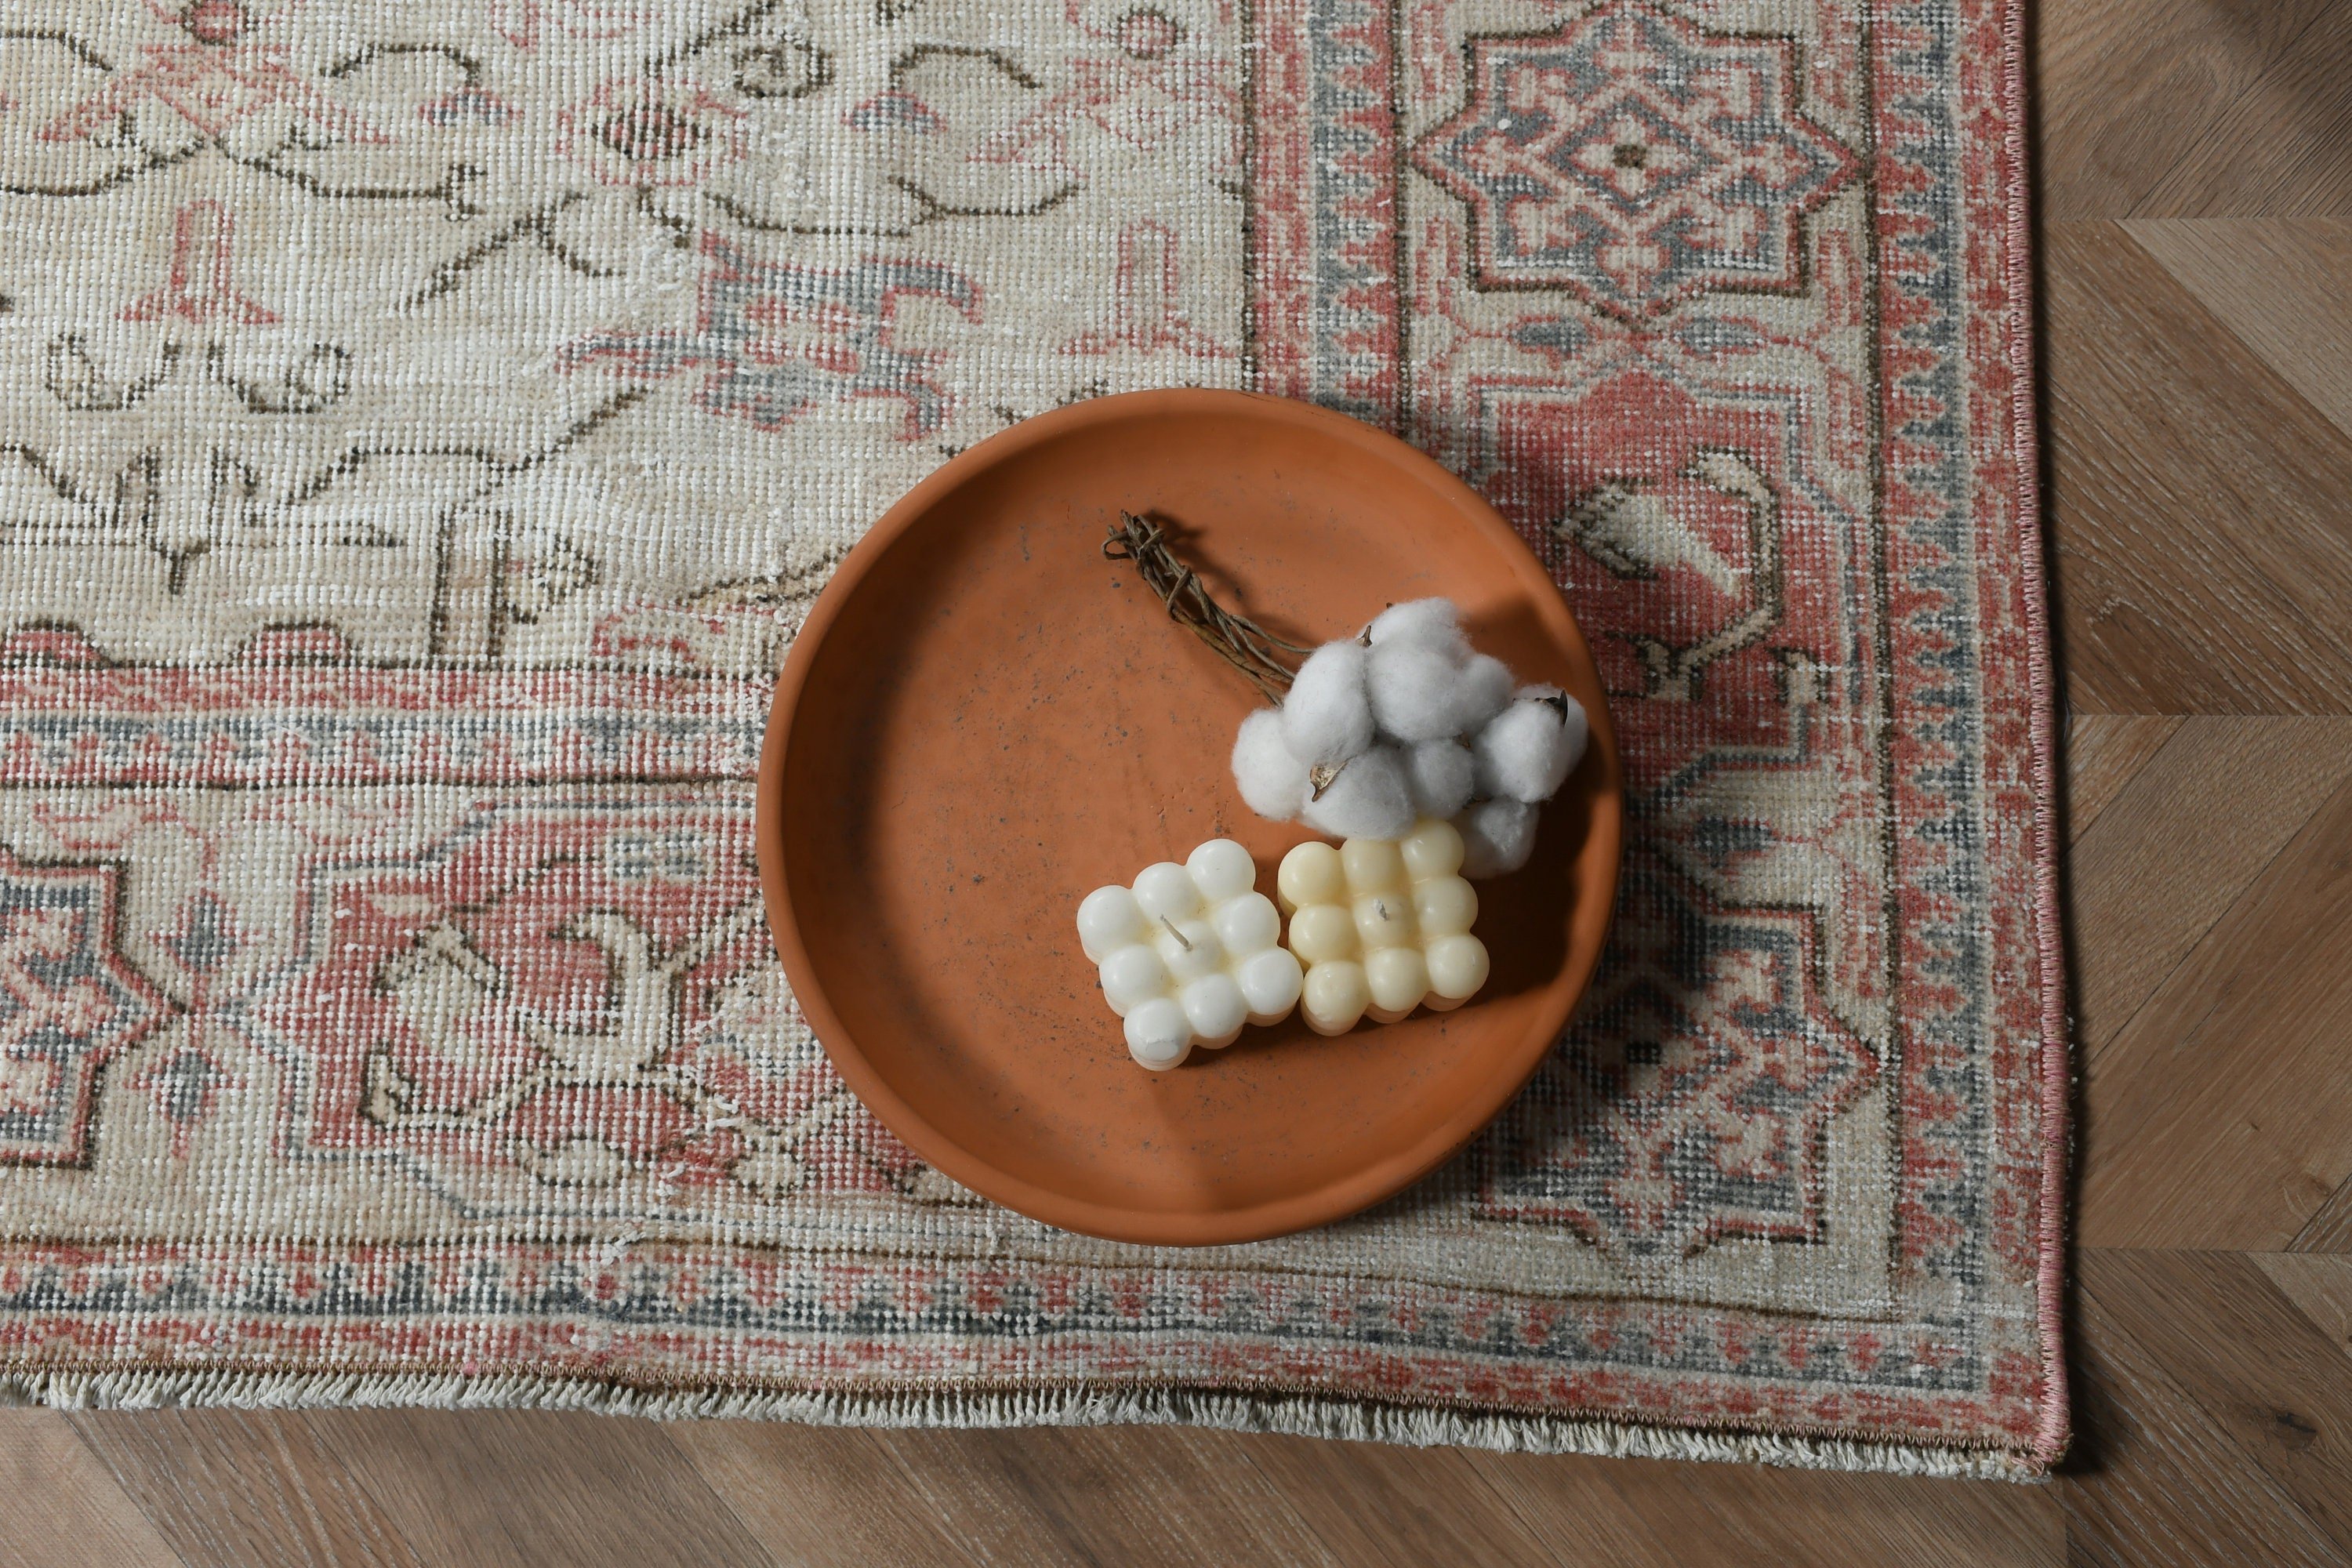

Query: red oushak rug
left=0, top=0, right=2066, bottom=1475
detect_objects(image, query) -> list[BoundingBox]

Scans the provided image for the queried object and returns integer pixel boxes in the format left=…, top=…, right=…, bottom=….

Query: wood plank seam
left=62, top=1421, right=215, bottom=1568
left=2121, top=3, right=2352, bottom=221
left=2114, top=224, right=2352, bottom=449
left=2082, top=761, right=2352, bottom=1069
left=2289, top=1174, right=2352, bottom=1253
left=2066, top=1265, right=2346, bottom=1565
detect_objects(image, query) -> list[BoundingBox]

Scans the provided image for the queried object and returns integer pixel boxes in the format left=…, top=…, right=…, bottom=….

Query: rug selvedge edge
left=0, top=1365, right=2057, bottom=1482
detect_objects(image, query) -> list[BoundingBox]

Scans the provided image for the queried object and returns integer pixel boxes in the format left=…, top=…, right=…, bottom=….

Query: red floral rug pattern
left=0, top=0, right=2063, bottom=1475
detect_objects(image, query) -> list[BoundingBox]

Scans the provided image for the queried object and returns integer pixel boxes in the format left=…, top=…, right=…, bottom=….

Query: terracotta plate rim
left=755, top=387, right=1623, bottom=1246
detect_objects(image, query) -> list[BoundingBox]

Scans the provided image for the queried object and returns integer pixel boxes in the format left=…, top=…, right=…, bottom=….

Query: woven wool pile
left=0, top=0, right=2066, bottom=1476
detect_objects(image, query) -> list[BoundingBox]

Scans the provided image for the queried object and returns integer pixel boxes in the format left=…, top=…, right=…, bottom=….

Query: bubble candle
left=1076, top=839, right=1305, bottom=1070
left=1276, top=818, right=1489, bottom=1035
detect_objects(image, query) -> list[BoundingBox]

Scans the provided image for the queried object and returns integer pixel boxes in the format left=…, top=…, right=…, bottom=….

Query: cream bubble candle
left=1076, top=839, right=1305, bottom=1070
left=1276, top=819, right=1490, bottom=1035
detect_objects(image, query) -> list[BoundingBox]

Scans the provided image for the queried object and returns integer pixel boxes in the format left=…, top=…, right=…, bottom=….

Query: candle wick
left=1160, top=914, right=1192, bottom=950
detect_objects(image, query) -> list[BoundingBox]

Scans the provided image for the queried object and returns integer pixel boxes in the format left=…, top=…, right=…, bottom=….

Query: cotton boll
left=1469, top=702, right=1557, bottom=804
left=1472, top=686, right=1588, bottom=804
left=1366, top=597, right=1468, bottom=655
left=1231, top=708, right=1308, bottom=821
left=1279, top=640, right=1374, bottom=765
left=1455, top=797, right=1538, bottom=879
left=1403, top=738, right=1475, bottom=819
left=1367, top=639, right=1476, bottom=742
left=1300, top=744, right=1415, bottom=841
left=1455, top=653, right=1515, bottom=733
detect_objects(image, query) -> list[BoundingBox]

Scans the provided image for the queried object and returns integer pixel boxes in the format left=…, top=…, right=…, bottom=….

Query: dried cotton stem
left=1102, top=513, right=1307, bottom=705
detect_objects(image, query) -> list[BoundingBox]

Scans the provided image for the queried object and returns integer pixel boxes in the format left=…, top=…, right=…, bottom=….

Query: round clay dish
left=757, top=389, right=1621, bottom=1245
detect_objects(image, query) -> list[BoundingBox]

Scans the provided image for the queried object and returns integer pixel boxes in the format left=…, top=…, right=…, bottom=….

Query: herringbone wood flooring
left=9, top=3, right=2352, bottom=1562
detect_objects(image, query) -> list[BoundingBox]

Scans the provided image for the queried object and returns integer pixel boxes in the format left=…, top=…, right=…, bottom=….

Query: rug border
left=0, top=1367, right=2052, bottom=1482
left=2003, top=0, right=2074, bottom=1475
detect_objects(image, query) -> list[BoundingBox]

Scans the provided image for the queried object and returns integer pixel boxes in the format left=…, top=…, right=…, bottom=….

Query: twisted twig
left=1102, top=512, right=1308, bottom=704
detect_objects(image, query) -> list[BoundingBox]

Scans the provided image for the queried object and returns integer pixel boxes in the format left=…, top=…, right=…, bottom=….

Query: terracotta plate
left=757, top=390, right=1621, bottom=1245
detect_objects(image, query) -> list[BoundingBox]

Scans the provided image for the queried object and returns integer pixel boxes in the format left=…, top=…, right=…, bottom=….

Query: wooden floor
left=11, top=3, right=2352, bottom=1563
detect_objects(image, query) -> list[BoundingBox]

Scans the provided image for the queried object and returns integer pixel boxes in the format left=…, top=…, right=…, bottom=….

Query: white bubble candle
left=1276, top=818, right=1490, bottom=1035
left=1076, top=839, right=1305, bottom=1070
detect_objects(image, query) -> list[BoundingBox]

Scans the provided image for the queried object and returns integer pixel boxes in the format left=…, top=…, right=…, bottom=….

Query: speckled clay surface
left=757, top=390, right=1621, bottom=1244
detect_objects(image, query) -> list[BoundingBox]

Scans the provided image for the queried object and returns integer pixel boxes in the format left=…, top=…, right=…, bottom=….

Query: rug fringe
left=0, top=1366, right=2045, bottom=1482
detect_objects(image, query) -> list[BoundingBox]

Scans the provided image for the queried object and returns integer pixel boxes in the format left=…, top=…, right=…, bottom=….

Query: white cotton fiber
left=1455, top=652, right=1515, bottom=734
left=1472, top=685, right=1588, bottom=804
left=1301, top=743, right=1415, bottom=841
left=1367, top=597, right=1468, bottom=655
left=1279, top=639, right=1374, bottom=765
left=1232, top=708, right=1309, bottom=820
left=1366, top=638, right=1475, bottom=742
left=1229, top=599, right=1588, bottom=841
left=1403, top=738, right=1475, bottom=819
left=1455, top=797, right=1538, bottom=879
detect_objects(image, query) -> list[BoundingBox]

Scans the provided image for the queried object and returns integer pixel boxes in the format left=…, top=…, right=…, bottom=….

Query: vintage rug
left=0, top=0, right=2065, bottom=1475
